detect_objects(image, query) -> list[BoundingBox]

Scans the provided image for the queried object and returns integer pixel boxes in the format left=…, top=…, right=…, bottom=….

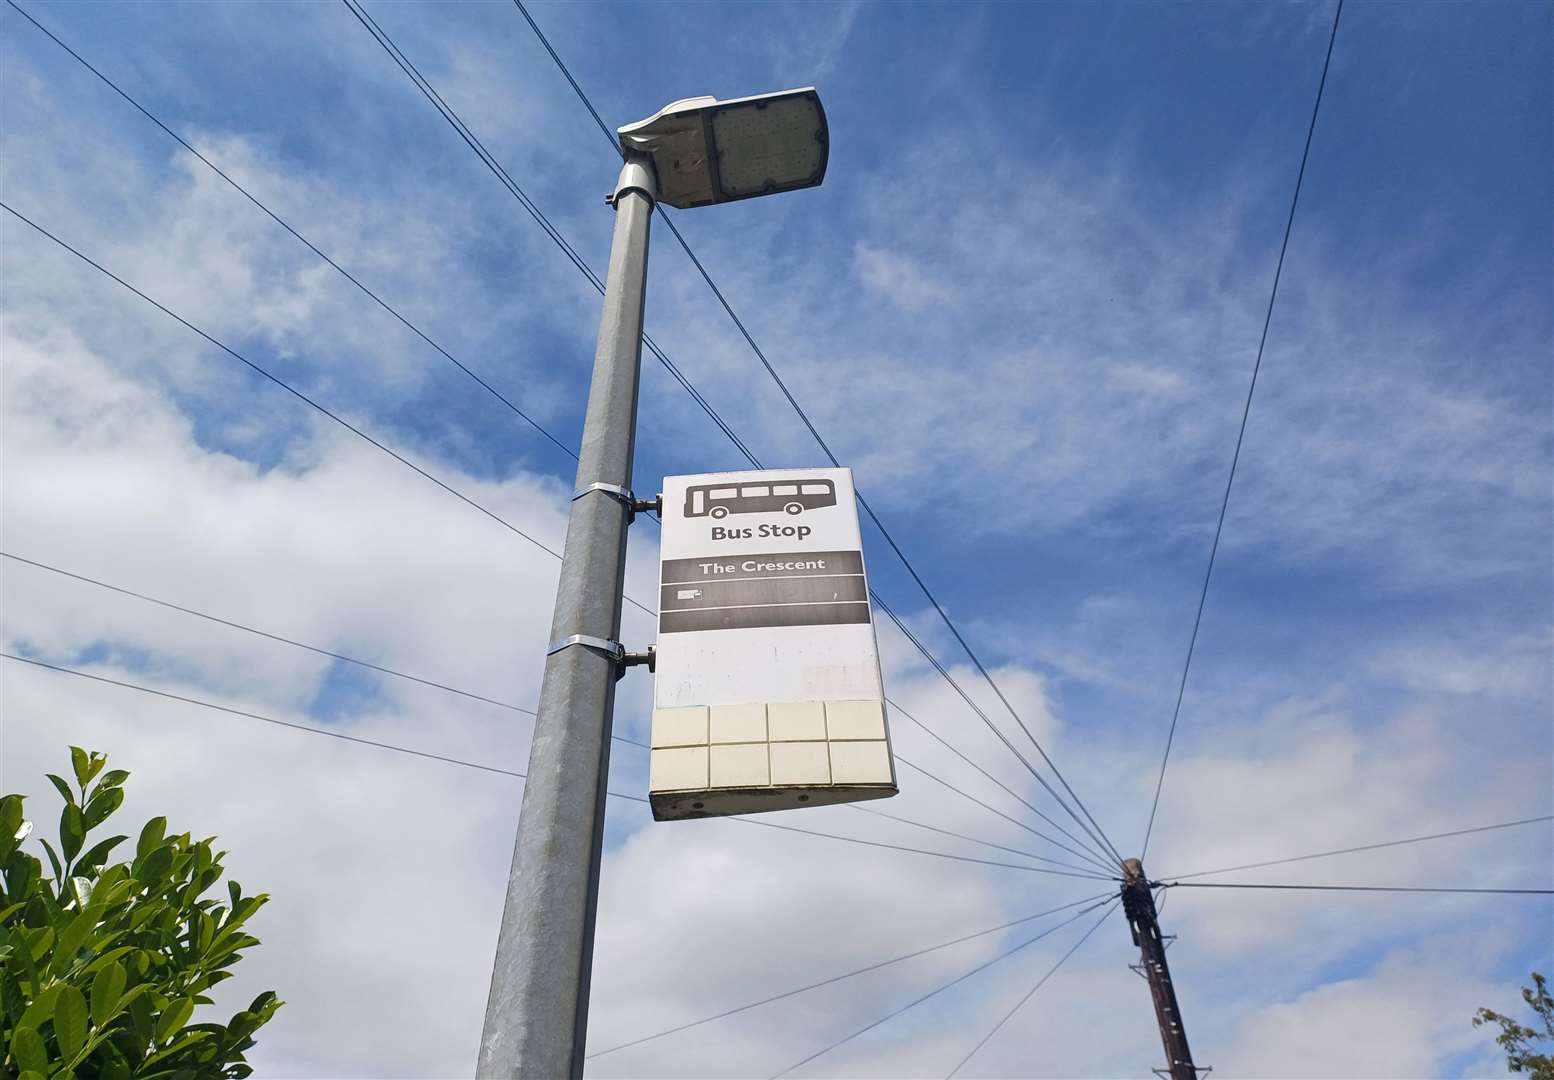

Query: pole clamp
left=572, top=483, right=662, bottom=521
left=546, top=637, right=656, bottom=679
left=547, top=634, right=625, bottom=663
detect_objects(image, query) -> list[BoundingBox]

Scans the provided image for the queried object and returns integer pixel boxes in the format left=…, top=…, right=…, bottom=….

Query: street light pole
left=477, top=87, right=827, bottom=1078
left=478, top=151, right=657, bottom=1080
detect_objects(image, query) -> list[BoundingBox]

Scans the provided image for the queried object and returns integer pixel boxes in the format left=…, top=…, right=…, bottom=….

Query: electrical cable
left=345, top=0, right=1114, bottom=871
left=888, top=700, right=1117, bottom=875
left=1159, top=815, right=1554, bottom=882
left=5, top=652, right=1106, bottom=879
left=3, top=553, right=1115, bottom=869
left=584, top=891, right=1113, bottom=1060
left=846, top=804, right=1116, bottom=880
left=945, top=899, right=1118, bottom=1078
left=4, top=0, right=578, bottom=464
left=0, top=201, right=657, bottom=621
left=509, top=0, right=1126, bottom=872
left=3, top=651, right=531, bottom=779
left=3, top=552, right=1103, bottom=865
left=768, top=895, right=1118, bottom=1079
left=875, top=595, right=1116, bottom=868
left=339, top=0, right=766, bottom=472
left=1, top=552, right=543, bottom=720
left=891, top=755, right=1117, bottom=876
left=729, top=816, right=1118, bottom=881
left=1163, top=881, right=1553, bottom=896
left=1139, top=0, right=1345, bottom=862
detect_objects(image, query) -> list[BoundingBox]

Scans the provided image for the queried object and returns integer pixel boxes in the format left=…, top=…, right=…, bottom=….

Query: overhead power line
left=338, top=0, right=765, bottom=471
left=1139, top=0, right=1345, bottom=861
left=509, top=0, right=1125, bottom=872
left=4, top=0, right=578, bottom=463
left=1163, top=881, right=1553, bottom=897
left=21, top=0, right=1120, bottom=876
left=0, top=202, right=657, bottom=621
left=3, top=651, right=530, bottom=779
left=1, top=552, right=542, bottom=719
left=585, top=891, right=1114, bottom=1060
left=888, top=696, right=1118, bottom=876
left=7, top=651, right=1100, bottom=879
left=891, top=754, right=1117, bottom=877
left=769, top=896, right=1119, bottom=1079
left=847, top=804, right=1115, bottom=880
left=946, top=899, right=1118, bottom=1078
left=342, top=0, right=1116, bottom=869
left=1160, top=815, right=1554, bottom=882
left=731, top=815, right=1114, bottom=881
left=4, top=552, right=1100, bottom=867
left=875, top=596, right=1116, bottom=867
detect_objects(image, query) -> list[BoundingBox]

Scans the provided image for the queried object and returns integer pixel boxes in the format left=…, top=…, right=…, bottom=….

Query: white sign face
left=649, top=468, right=897, bottom=820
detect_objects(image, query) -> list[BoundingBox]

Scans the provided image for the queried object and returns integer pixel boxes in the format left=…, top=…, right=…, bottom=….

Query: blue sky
left=3, top=1, right=1551, bottom=1076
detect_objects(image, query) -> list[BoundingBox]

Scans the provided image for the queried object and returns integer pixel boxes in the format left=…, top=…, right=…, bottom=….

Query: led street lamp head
left=618, top=88, right=828, bottom=210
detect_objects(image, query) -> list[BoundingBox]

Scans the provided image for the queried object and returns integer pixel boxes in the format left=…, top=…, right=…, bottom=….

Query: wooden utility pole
left=1121, top=858, right=1200, bottom=1080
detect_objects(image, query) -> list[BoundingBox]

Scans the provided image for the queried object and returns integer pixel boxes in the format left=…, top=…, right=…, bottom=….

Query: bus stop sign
left=649, top=467, right=898, bottom=819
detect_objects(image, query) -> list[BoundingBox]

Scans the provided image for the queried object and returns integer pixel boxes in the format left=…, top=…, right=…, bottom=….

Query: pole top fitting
left=1122, top=857, right=1146, bottom=884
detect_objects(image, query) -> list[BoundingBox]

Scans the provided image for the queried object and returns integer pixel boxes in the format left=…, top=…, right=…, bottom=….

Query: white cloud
left=2, top=6, right=1548, bottom=1079
left=854, top=243, right=956, bottom=313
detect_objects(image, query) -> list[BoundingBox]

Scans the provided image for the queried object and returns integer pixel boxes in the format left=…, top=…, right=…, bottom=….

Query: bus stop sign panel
left=650, top=467, right=898, bottom=820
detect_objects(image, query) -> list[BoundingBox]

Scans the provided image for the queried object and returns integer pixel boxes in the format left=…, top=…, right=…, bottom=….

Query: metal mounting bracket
left=547, top=634, right=625, bottom=663
left=572, top=483, right=662, bottom=522
left=546, top=637, right=655, bottom=680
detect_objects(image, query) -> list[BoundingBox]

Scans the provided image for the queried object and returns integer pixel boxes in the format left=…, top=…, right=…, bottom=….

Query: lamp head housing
left=618, top=88, right=828, bottom=210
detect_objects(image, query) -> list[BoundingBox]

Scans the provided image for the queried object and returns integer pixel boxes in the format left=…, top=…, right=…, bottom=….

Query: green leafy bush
left=1, top=747, right=282, bottom=1078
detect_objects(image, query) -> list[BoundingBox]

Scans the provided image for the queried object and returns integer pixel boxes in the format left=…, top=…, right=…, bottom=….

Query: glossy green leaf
left=90, top=959, right=126, bottom=1024
left=0, top=970, right=25, bottom=1024
left=38, top=839, right=63, bottom=885
left=137, top=845, right=174, bottom=885
left=10, top=1024, right=49, bottom=1073
left=69, top=747, right=91, bottom=790
left=69, top=877, right=92, bottom=909
left=0, top=796, right=22, bottom=860
left=45, top=774, right=74, bottom=807
left=76, top=837, right=129, bottom=881
left=19, top=1071, right=47, bottom=1080
left=17, top=983, right=61, bottom=1030
left=143, top=1029, right=211, bottom=1067
left=82, top=788, right=124, bottom=831
left=54, top=983, right=88, bottom=1059
left=59, top=804, right=84, bottom=863
left=154, top=995, right=194, bottom=1043
left=26, top=925, right=55, bottom=962
left=136, top=817, right=167, bottom=861
left=95, top=769, right=130, bottom=792
left=53, top=908, right=98, bottom=971
left=127, top=987, right=155, bottom=1042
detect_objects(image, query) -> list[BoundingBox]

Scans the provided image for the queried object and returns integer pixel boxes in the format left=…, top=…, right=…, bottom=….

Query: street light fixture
left=617, top=87, right=828, bottom=209
left=479, top=88, right=828, bottom=1080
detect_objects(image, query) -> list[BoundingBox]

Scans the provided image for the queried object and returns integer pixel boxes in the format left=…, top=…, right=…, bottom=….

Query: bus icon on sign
left=684, top=479, right=837, bottom=519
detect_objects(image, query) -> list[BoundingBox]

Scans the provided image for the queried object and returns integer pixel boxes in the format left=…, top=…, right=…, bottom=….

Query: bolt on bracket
left=546, top=636, right=655, bottom=680
left=572, top=483, right=662, bottom=522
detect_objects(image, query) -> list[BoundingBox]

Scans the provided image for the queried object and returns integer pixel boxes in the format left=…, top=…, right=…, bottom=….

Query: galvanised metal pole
left=478, top=151, right=657, bottom=1079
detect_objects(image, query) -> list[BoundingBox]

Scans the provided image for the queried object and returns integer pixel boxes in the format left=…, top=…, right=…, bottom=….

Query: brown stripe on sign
left=661, top=601, right=872, bottom=634
left=661, top=550, right=864, bottom=585
left=661, top=574, right=867, bottom=612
